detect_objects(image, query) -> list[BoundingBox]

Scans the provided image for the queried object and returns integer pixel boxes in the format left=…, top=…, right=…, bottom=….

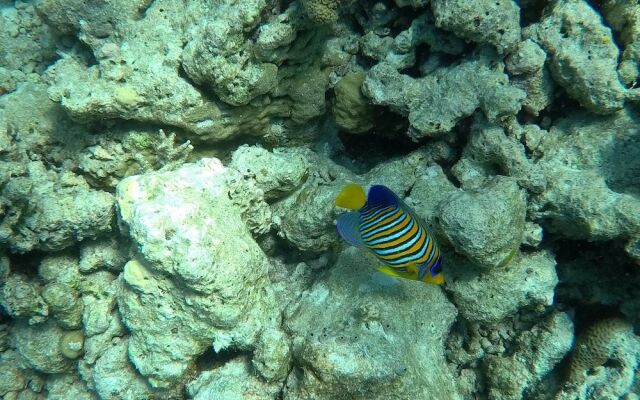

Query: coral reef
left=1, top=0, right=639, bottom=399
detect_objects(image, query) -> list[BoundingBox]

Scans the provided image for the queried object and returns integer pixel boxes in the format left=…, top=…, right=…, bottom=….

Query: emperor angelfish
left=335, top=184, right=444, bottom=285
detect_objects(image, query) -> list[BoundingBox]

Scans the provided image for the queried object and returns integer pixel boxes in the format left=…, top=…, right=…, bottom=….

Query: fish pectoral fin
left=406, top=263, right=419, bottom=275
left=376, top=265, right=403, bottom=278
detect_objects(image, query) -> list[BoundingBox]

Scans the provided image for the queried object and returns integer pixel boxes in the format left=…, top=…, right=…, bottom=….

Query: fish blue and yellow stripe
left=335, top=184, right=444, bottom=284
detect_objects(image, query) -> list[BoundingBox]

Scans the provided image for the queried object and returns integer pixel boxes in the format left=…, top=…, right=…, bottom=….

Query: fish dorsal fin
left=336, top=211, right=365, bottom=247
left=366, top=185, right=399, bottom=210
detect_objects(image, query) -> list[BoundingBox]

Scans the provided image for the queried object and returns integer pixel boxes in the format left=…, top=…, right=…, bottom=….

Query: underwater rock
left=35, top=0, right=148, bottom=36
left=272, top=151, right=357, bottom=253
left=40, top=0, right=236, bottom=140
left=0, top=81, right=88, bottom=161
left=11, top=319, right=74, bottom=374
left=229, top=145, right=310, bottom=202
left=42, top=282, right=83, bottom=330
left=252, top=327, right=292, bottom=383
left=0, top=323, right=7, bottom=353
left=0, top=274, right=49, bottom=324
left=274, top=149, right=433, bottom=254
left=116, top=158, right=281, bottom=388
left=0, top=253, right=8, bottom=281
left=0, top=2, right=58, bottom=91
left=505, top=39, right=546, bottom=76
left=0, top=160, right=114, bottom=253
left=181, top=0, right=277, bottom=106
left=505, top=39, right=555, bottom=116
left=40, top=0, right=335, bottom=145
left=438, top=176, right=526, bottom=270
left=403, top=164, right=460, bottom=241
left=531, top=108, right=640, bottom=255
left=452, top=117, right=546, bottom=193
left=226, top=171, right=273, bottom=236
left=602, top=0, right=640, bottom=86
left=43, top=374, right=95, bottom=400
left=484, top=312, right=574, bottom=400
left=0, top=349, right=29, bottom=397
left=187, top=356, right=282, bottom=400
left=431, top=0, right=521, bottom=53
left=77, top=277, right=129, bottom=393
left=301, top=0, right=341, bottom=25
left=91, top=338, right=157, bottom=400
left=446, top=250, right=558, bottom=323
left=526, top=0, right=639, bottom=114
left=80, top=271, right=119, bottom=338
left=78, top=128, right=193, bottom=189
left=79, top=237, right=126, bottom=274
left=557, top=318, right=640, bottom=400
left=37, top=255, right=85, bottom=330
left=363, top=48, right=525, bottom=139
left=333, top=71, right=375, bottom=134
left=360, top=13, right=465, bottom=69
left=283, top=248, right=462, bottom=400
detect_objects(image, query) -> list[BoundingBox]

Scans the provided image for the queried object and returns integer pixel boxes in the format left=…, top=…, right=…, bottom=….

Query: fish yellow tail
left=336, top=184, right=366, bottom=210
left=423, top=273, right=445, bottom=285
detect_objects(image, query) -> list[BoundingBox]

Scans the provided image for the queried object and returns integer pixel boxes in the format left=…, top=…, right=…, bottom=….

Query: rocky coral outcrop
left=446, top=251, right=558, bottom=323
left=363, top=48, right=525, bottom=139
left=115, top=158, right=285, bottom=388
left=438, top=176, right=526, bottom=270
left=484, top=312, right=574, bottom=399
left=431, top=0, right=521, bottom=53
left=0, top=2, right=58, bottom=93
left=602, top=0, right=640, bottom=86
left=531, top=108, right=640, bottom=260
left=283, top=248, right=462, bottom=400
left=526, top=0, right=640, bottom=113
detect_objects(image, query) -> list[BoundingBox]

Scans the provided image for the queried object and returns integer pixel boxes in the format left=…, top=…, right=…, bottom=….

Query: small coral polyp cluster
left=1, top=0, right=640, bottom=399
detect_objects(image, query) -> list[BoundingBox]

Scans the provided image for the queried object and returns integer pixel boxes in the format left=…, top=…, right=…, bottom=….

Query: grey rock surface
left=446, top=250, right=558, bottom=323
left=181, top=0, right=276, bottom=106
left=116, top=158, right=282, bottom=388
left=229, top=145, right=310, bottom=202
left=452, top=117, right=546, bottom=193
left=1, top=0, right=638, bottom=399
left=603, top=0, right=640, bottom=86
left=11, top=319, right=73, bottom=374
left=0, top=274, right=48, bottom=324
left=484, top=312, right=574, bottom=400
left=531, top=108, right=640, bottom=253
left=431, top=0, right=521, bottom=53
left=438, top=176, right=526, bottom=270
left=363, top=49, right=525, bottom=139
left=187, top=356, right=282, bottom=400
left=526, top=0, right=639, bottom=113
left=283, top=248, right=462, bottom=400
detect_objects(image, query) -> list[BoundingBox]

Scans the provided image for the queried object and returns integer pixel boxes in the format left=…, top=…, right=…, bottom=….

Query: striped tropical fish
left=335, top=184, right=443, bottom=284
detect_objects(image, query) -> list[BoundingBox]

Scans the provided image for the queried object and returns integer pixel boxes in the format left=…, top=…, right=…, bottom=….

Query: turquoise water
left=0, top=0, right=639, bottom=399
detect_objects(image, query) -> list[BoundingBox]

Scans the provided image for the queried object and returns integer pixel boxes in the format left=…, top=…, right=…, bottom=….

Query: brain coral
left=568, top=318, right=634, bottom=381
left=301, top=0, right=340, bottom=24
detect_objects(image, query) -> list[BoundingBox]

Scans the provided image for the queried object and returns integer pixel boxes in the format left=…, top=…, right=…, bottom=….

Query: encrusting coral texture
left=1, top=0, right=639, bottom=399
